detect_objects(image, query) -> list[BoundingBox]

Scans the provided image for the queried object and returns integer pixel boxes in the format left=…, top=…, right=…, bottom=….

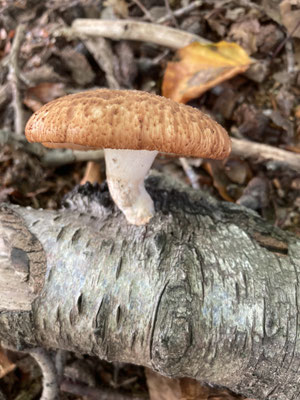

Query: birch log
left=0, top=174, right=299, bottom=400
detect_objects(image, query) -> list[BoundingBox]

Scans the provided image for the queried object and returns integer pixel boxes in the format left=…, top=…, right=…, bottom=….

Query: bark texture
left=0, top=174, right=299, bottom=400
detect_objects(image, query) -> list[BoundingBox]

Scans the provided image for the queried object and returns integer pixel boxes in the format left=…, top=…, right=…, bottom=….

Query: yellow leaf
left=162, top=41, right=252, bottom=104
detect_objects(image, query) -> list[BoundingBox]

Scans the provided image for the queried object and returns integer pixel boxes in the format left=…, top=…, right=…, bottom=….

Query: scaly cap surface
left=25, top=89, right=231, bottom=159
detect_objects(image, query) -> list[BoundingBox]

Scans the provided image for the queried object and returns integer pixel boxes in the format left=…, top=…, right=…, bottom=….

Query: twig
left=179, top=157, right=200, bottom=189
left=231, top=138, right=300, bottom=172
left=285, top=39, right=294, bottom=74
left=65, top=19, right=207, bottom=49
left=84, top=38, right=120, bottom=89
left=271, top=20, right=300, bottom=60
left=7, top=24, right=26, bottom=137
left=80, top=160, right=102, bottom=184
left=162, top=0, right=178, bottom=27
left=157, top=0, right=202, bottom=24
left=27, top=348, right=58, bottom=400
left=55, top=350, right=68, bottom=384
left=0, top=388, right=6, bottom=400
left=132, top=0, right=154, bottom=22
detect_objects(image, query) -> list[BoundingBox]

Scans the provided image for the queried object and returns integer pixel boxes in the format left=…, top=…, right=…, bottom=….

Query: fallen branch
left=0, top=174, right=299, bottom=400
left=63, top=19, right=207, bottom=49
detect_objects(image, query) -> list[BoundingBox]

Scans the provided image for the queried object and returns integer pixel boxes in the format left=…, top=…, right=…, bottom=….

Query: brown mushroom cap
left=25, top=89, right=231, bottom=159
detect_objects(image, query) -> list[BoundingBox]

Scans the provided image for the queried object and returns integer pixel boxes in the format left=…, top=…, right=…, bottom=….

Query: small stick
left=84, top=37, right=120, bottom=89
left=163, top=0, right=178, bottom=27
left=285, top=39, right=294, bottom=74
left=8, top=24, right=26, bottom=137
left=80, top=160, right=102, bottom=185
left=2, top=344, right=59, bottom=400
left=55, top=349, right=68, bottom=384
left=132, top=0, right=154, bottom=21
left=271, top=20, right=300, bottom=60
left=28, top=348, right=59, bottom=400
left=179, top=157, right=200, bottom=189
left=157, top=0, right=202, bottom=24
left=68, top=19, right=208, bottom=49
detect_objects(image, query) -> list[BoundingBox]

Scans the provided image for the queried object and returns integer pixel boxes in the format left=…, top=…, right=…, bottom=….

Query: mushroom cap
left=25, top=89, right=231, bottom=159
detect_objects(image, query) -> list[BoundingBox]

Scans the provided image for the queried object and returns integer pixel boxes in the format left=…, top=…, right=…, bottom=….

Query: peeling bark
left=0, top=174, right=299, bottom=400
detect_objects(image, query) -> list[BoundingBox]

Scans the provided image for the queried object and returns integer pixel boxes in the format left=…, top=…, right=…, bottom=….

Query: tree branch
left=0, top=174, right=299, bottom=400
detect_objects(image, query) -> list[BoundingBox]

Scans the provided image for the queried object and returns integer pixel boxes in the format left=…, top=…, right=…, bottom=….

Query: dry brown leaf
left=145, top=370, right=247, bottom=400
left=180, top=377, right=246, bottom=399
left=80, top=161, right=102, bottom=185
left=24, top=82, right=66, bottom=112
left=280, top=0, right=300, bottom=38
left=162, top=41, right=251, bottom=104
left=58, top=47, right=96, bottom=86
left=203, top=160, right=235, bottom=202
left=103, top=0, right=129, bottom=18
left=228, top=19, right=260, bottom=55
left=145, top=368, right=181, bottom=400
left=224, top=158, right=252, bottom=185
left=27, top=82, right=65, bottom=104
left=0, top=346, right=16, bottom=379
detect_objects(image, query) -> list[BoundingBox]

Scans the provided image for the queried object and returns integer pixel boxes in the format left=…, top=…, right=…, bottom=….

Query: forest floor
left=0, top=0, right=299, bottom=399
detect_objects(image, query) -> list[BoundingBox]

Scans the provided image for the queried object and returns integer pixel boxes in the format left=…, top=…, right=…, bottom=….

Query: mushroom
left=25, top=89, right=231, bottom=225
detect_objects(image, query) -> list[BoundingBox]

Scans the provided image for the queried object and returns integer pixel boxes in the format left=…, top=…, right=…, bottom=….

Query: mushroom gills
left=104, top=149, right=158, bottom=225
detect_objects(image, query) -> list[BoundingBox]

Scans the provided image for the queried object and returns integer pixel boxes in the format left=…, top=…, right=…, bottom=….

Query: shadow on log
left=0, top=173, right=299, bottom=400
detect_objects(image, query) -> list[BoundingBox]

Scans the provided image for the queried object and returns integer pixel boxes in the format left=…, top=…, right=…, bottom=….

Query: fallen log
left=0, top=173, right=299, bottom=400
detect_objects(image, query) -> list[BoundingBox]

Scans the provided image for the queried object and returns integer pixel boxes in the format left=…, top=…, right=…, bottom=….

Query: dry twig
left=84, top=37, right=119, bottom=89
left=132, top=0, right=154, bottom=22
left=179, top=157, right=200, bottom=189
left=7, top=24, right=26, bottom=137
left=156, top=0, right=202, bottom=24
left=162, top=0, right=178, bottom=27
left=28, top=348, right=59, bottom=400
left=65, top=19, right=206, bottom=49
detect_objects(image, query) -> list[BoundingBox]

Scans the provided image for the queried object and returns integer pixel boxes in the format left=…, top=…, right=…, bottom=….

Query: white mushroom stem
left=104, top=149, right=158, bottom=225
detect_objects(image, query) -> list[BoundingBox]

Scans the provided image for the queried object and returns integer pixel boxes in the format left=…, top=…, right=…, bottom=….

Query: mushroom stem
left=104, top=149, right=158, bottom=225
